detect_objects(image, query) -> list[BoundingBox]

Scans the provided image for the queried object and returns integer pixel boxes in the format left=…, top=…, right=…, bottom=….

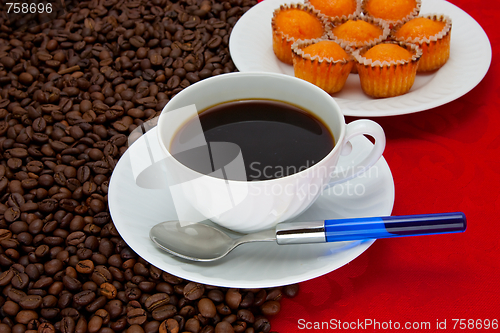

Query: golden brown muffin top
left=302, top=40, right=349, bottom=60
left=363, top=43, right=413, bottom=62
left=332, top=20, right=384, bottom=43
left=394, top=17, right=447, bottom=39
left=308, top=0, right=358, bottom=18
left=274, top=8, right=325, bottom=39
left=364, top=0, right=418, bottom=21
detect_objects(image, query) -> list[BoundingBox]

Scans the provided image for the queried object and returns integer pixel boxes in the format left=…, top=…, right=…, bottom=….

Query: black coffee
left=170, top=99, right=335, bottom=181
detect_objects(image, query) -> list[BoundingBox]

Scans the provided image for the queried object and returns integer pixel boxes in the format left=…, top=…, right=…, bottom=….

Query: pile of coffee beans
left=0, top=0, right=300, bottom=332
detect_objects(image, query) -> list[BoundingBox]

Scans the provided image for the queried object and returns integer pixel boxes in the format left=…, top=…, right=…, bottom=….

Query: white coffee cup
left=157, top=72, right=385, bottom=233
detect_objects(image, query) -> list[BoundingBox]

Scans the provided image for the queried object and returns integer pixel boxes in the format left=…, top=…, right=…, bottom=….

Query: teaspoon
left=149, top=212, right=466, bottom=262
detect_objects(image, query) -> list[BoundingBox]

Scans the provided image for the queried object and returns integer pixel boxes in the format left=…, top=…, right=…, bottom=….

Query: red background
left=270, top=0, right=500, bottom=331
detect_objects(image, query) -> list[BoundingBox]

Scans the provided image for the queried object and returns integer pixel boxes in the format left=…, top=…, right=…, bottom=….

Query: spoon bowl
left=150, top=221, right=275, bottom=261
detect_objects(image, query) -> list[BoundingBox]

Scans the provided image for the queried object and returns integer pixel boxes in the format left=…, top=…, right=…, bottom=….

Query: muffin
left=292, top=39, right=353, bottom=94
left=353, top=42, right=422, bottom=98
left=329, top=17, right=390, bottom=73
left=306, top=0, right=361, bottom=21
left=330, top=17, right=390, bottom=49
left=362, top=0, right=421, bottom=26
left=392, top=15, right=452, bottom=72
left=272, top=4, right=329, bottom=65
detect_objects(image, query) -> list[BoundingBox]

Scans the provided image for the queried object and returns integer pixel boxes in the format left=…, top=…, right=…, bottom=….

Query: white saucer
left=108, top=127, right=395, bottom=288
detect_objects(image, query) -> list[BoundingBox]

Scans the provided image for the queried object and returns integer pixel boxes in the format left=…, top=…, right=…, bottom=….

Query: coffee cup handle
left=324, top=119, right=386, bottom=189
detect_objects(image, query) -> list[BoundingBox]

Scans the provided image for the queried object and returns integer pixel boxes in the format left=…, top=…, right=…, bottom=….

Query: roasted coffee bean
left=106, top=299, right=123, bottom=319
left=283, top=284, right=300, bottom=298
left=77, top=166, right=91, bottom=183
left=238, top=309, right=255, bottom=323
left=76, top=259, right=95, bottom=274
left=74, top=290, right=96, bottom=307
left=19, top=295, right=42, bottom=310
left=138, top=280, right=156, bottom=293
left=208, top=289, right=225, bottom=303
left=111, top=318, right=128, bottom=332
left=18, top=232, right=33, bottom=246
left=186, top=317, right=201, bottom=332
left=145, top=293, right=170, bottom=311
left=217, top=303, right=232, bottom=316
left=254, top=290, right=266, bottom=307
left=92, top=266, right=112, bottom=285
left=0, top=228, right=13, bottom=242
left=44, top=259, right=63, bottom=275
left=67, top=231, right=86, bottom=246
left=4, top=206, right=21, bottom=222
left=88, top=315, right=103, bottom=333
left=0, top=269, right=14, bottom=286
left=15, top=310, right=38, bottom=325
left=152, top=304, right=177, bottom=321
left=265, top=289, right=282, bottom=302
left=184, top=282, right=205, bottom=300
left=3, top=300, right=20, bottom=316
left=63, top=275, right=82, bottom=291
left=207, top=35, right=223, bottom=49
left=226, top=289, right=242, bottom=310
left=127, top=308, right=147, bottom=325
left=58, top=292, right=74, bottom=309
left=179, top=305, right=196, bottom=317
left=100, top=282, right=117, bottom=299
left=48, top=281, right=64, bottom=295
left=223, top=313, right=237, bottom=324
left=10, top=220, right=27, bottom=234
left=260, top=300, right=281, bottom=316
left=156, top=282, right=174, bottom=295
left=215, top=321, right=234, bottom=333
left=60, top=316, right=76, bottom=333
left=27, top=160, right=44, bottom=173
left=200, top=326, right=216, bottom=333
left=11, top=272, right=29, bottom=289
left=159, top=318, right=179, bottom=333
left=32, top=118, right=47, bottom=132
left=39, top=198, right=58, bottom=213
left=253, top=317, right=271, bottom=333
left=7, top=288, right=26, bottom=303
left=240, top=292, right=254, bottom=308
left=144, top=320, right=161, bottom=333
left=166, top=75, right=181, bottom=89
left=33, top=276, right=53, bottom=289
left=199, top=298, right=217, bottom=318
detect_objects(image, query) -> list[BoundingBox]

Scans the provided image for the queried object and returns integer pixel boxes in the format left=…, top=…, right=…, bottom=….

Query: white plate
left=108, top=127, right=395, bottom=288
left=229, top=0, right=492, bottom=117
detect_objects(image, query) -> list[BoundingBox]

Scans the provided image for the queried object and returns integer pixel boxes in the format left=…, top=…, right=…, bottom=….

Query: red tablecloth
left=271, top=1, right=500, bottom=331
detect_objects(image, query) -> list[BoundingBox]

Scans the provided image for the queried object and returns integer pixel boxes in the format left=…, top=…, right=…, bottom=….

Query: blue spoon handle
left=274, top=212, right=466, bottom=245
left=324, top=212, right=466, bottom=242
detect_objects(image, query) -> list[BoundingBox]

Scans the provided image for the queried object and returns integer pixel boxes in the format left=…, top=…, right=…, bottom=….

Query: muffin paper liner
left=352, top=41, right=422, bottom=98
left=391, top=14, right=452, bottom=44
left=291, top=38, right=354, bottom=94
left=352, top=41, right=422, bottom=67
left=329, top=16, right=390, bottom=73
left=272, top=3, right=330, bottom=65
left=391, top=14, right=452, bottom=72
left=328, top=16, right=390, bottom=49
